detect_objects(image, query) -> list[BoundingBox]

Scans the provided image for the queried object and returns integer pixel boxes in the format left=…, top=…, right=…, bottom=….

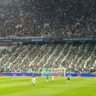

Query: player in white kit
left=32, top=75, right=36, bottom=86
left=52, top=75, right=55, bottom=83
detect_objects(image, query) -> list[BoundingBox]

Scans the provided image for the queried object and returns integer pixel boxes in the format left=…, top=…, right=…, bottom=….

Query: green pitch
left=0, top=76, right=96, bottom=96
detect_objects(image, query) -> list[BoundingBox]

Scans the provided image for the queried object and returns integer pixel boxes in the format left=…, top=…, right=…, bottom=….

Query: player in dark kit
left=46, top=74, right=49, bottom=82
left=67, top=73, right=70, bottom=81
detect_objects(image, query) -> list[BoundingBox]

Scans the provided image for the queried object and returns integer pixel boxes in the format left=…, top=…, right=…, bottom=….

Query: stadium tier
left=0, top=0, right=96, bottom=37
left=0, top=43, right=95, bottom=73
left=0, top=1, right=96, bottom=96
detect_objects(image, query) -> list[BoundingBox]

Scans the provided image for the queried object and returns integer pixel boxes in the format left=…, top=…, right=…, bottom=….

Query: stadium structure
left=0, top=0, right=96, bottom=75
left=0, top=37, right=96, bottom=75
left=0, top=0, right=96, bottom=96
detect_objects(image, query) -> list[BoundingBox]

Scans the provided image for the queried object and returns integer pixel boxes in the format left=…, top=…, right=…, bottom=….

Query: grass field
left=0, top=76, right=96, bottom=96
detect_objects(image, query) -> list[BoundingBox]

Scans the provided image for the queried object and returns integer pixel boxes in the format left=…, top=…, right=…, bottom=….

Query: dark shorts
left=67, top=77, right=70, bottom=80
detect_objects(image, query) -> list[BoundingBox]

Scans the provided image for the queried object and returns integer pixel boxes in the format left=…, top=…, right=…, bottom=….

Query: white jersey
left=52, top=76, right=54, bottom=81
left=32, top=77, right=36, bottom=84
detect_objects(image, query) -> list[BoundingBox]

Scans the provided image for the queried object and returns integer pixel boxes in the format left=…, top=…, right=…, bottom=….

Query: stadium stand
left=0, top=43, right=95, bottom=73
left=0, top=0, right=96, bottom=37
left=0, top=0, right=96, bottom=74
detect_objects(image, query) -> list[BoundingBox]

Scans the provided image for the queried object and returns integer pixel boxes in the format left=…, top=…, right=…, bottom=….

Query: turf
left=0, top=76, right=96, bottom=96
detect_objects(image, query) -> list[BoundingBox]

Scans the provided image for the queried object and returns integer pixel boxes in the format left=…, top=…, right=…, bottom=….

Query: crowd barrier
left=0, top=73, right=96, bottom=77
left=0, top=37, right=96, bottom=43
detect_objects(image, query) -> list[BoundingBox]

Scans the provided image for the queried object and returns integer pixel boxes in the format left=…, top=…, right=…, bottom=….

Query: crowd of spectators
left=0, top=43, right=95, bottom=73
left=0, top=0, right=96, bottom=37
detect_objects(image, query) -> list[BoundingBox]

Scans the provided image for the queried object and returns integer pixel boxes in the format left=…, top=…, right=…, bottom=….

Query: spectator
left=0, top=0, right=96, bottom=37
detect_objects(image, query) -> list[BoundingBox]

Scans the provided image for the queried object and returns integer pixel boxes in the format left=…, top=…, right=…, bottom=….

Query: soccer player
left=32, top=75, right=36, bottom=87
left=52, top=74, right=55, bottom=83
left=11, top=71, right=14, bottom=80
left=12, top=74, right=14, bottom=80
left=46, top=74, right=49, bottom=82
left=67, top=73, right=70, bottom=82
